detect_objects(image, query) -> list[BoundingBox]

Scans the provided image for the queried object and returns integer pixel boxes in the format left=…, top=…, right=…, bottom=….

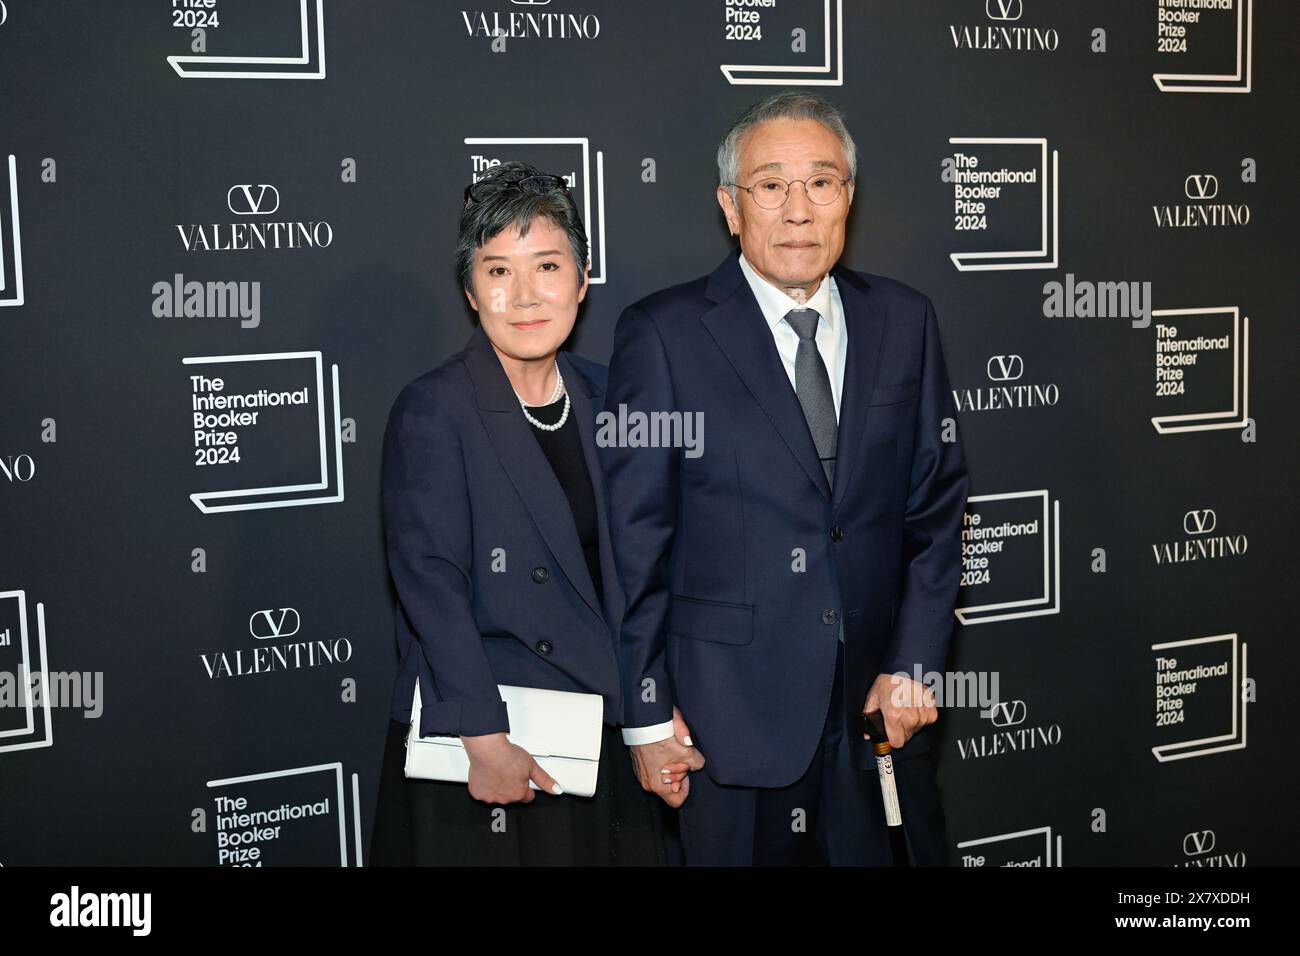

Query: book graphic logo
left=1153, top=0, right=1251, bottom=94
left=1151, top=307, right=1250, bottom=434
left=0, top=590, right=52, bottom=756
left=0, top=155, right=24, bottom=308
left=465, top=138, right=607, bottom=283
left=168, top=0, right=326, bottom=80
left=1152, top=633, right=1248, bottom=761
left=721, top=0, right=843, bottom=86
left=183, top=351, right=345, bottom=513
left=958, top=826, right=1062, bottom=867
left=206, top=762, right=362, bottom=866
left=956, top=490, right=1061, bottom=626
left=948, top=138, right=1059, bottom=271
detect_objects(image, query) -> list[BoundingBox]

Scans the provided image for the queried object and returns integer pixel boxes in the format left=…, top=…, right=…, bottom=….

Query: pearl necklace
left=516, top=360, right=570, bottom=431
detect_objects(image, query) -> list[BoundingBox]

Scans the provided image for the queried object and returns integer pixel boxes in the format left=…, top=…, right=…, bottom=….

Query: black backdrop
left=0, top=0, right=1296, bottom=866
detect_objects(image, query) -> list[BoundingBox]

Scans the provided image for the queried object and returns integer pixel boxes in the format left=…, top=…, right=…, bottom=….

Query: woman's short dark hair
left=456, top=160, right=589, bottom=295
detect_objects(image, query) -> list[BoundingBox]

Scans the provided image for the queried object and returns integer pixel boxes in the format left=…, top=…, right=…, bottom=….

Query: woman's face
left=464, top=217, right=588, bottom=365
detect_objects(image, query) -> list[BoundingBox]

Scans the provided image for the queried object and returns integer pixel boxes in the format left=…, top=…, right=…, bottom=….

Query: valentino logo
left=1183, top=509, right=1217, bottom=535
left=987, top=700, right=1027, bottom=727
left=986, top=354, right=1024, bottom=382
left=177, top=186, right=332, bottom=252
left=201, top=600, right=351, bottom=679
left=1184, top=175, right=1219, bottom=200
left=986, top=0, right=1023, bottom=21
left=1183, top=830, right=1216, bottom=856
left=227, top=185, right=281, bottom=216
left=957, top=689, right=1062, bottom=760
left=249, top=608, right=301, bottom=640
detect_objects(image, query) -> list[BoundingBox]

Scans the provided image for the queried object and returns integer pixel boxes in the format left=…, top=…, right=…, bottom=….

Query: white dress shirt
left=621, top=253, right=848, bottom=747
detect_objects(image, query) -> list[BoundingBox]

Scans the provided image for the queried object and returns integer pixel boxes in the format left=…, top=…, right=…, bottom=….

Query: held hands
left=629, top=707, right=704, bottom=809
left=863, top=673, right=939, bottom=750
left=462, top=732, right=562, bottom=804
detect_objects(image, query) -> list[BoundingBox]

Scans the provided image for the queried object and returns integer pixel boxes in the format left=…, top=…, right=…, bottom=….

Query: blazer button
left=822, top=609, right=838, bottom=626
left=535, top=640, right=553, bottom=656
left=830, top=526, right=844, bottom=541
left=531, top=566, right=549, bottom=584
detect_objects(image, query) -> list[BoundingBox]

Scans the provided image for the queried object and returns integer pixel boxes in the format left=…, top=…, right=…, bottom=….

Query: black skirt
left=369, top=717, right=682, bottom=866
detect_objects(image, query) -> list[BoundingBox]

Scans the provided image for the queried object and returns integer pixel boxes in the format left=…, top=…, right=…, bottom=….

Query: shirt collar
left=737, top=251, right=836, bottom=332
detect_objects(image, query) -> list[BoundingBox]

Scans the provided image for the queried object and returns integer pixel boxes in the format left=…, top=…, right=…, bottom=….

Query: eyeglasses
left=464, top=172, right=569, bottom=206
left=726, top=175, right=852, bottom=210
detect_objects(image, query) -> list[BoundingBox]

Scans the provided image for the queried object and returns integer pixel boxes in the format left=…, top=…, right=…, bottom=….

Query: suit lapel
left=464, top=327, right=603, bottom=621
left=561, top=352, right=625, bottom=633
left=830, top=263, right=886, bottom=514
left=699, top=250, right=832, bottom=501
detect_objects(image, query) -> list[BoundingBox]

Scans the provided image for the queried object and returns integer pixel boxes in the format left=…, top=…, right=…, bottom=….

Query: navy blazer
left=383, top=324, right=627, bottom=739
left=601, top=249, right=970, bottom=788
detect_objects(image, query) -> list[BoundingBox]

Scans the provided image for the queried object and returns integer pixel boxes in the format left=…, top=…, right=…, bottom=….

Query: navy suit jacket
left=601, top=249, right=970, bottom=789
left=382, top=325, right=626, bottom=740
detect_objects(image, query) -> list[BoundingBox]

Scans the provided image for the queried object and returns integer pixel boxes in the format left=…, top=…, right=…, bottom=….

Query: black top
left=522, top=393, right=604, bottom=605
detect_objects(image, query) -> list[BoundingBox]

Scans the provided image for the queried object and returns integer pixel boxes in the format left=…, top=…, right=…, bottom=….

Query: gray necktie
left=784, top=308, right=836, bottom=487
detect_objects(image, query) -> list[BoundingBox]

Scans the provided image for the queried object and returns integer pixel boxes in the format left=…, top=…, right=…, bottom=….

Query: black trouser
left=677, top=641, right=938, bottom=866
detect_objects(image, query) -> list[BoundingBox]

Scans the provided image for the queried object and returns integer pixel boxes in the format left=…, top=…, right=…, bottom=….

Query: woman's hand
left=462, top=732, right=562, bottom=804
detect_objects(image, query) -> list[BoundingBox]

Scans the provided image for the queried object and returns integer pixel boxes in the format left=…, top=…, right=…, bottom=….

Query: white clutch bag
left=404, top=681, right=604, bottom=798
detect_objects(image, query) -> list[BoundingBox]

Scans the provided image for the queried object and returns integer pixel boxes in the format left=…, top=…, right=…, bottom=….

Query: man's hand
left=863, top=673, right=938, bottom=750
left=462, top=732, right=562, bottom=804
left=629, top=707, right=705, bottom=808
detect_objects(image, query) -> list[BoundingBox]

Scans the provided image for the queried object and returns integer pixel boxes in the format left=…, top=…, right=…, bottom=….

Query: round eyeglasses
left=726, top=174, right=852, bottom=210
left=464, top=173, right=569, bottom=206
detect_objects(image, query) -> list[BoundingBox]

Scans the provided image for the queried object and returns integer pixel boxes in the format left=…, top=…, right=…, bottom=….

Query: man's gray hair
left=716, top=91, right=858, bottom=203
left=455, top=160, right=589, bottom=295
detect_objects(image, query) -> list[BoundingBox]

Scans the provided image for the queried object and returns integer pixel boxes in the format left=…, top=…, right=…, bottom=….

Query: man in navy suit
left=600, top=92, right=970, bottom=865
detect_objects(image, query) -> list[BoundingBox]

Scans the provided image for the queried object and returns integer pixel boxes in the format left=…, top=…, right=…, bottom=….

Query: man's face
left=463, top=217, right=588, bottom=364
left=717, top=117, right=854, bottom=297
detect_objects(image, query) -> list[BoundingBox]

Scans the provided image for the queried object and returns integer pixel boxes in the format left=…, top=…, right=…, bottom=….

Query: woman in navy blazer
left=369, top=161, right=680, bottom=866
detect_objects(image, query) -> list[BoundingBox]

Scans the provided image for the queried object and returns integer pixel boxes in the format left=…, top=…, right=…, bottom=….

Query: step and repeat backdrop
left=0, top=1, right=1295, bottom=866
